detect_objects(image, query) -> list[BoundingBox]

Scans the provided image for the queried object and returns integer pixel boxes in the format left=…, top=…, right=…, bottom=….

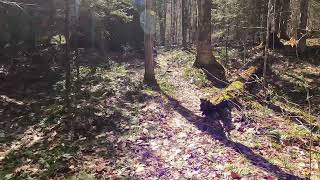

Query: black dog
left=200, top=99, right=234, bottom=133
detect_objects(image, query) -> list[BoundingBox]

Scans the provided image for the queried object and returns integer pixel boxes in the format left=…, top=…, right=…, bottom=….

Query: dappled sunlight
left=1, top=0, right=320, bottom=179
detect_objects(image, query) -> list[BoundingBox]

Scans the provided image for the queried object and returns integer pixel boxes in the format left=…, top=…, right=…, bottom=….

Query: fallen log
left=199, top=54, right=270, bottom=134
left=200, top=54, right=319, bottom=135
left=201, top=54, right=268, bottom=114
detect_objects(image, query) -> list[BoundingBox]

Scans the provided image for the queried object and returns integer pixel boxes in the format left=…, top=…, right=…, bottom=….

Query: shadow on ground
left=152, top=84, right=305, bottom=179
left=0, top=51, right=146, bottom=179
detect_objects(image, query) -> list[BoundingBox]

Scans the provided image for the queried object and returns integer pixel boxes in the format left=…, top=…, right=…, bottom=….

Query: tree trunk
left=49, top=0, right=56, bottom=27
left=260, top=13, right=265, bottom=44
left=64, top=0, right=72, bottom=110
left=264, top=0, right=272, bottom=86
left=166, top=0, right=171, bottom=46
left=187, top=0, right=192, bottom=44
left=170, top=0, right=174, bottom=45
left=274, top=0, right=281, bottom=34
left=193, top=1, right=199, bottom=44
left=90, top=9, right=96, bottom=49
left=99, top=30, right=106, bottom=56
left=182, top=0, right=187, bottom=48
left=270, top=0, right=278, bottom=49
left=195, top=0, right=226, bottom=86
left=279, top=0, right=290, bottom=39
left=290, top=0, right=300, bottom=39
left=144, top=0, right=156, bottom=85
left=298, top=0, right=309, bottom=51
left=173, top=0, right=177, bottom=45
left=159, top=0, right=166, bottom=46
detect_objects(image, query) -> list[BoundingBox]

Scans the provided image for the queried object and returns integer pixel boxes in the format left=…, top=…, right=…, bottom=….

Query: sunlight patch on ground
left=0, top=126, right=44, bottom=161
left=307, top=38, right=320, bottom=46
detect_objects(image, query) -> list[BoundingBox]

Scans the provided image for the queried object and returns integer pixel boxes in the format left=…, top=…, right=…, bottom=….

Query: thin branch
left=0, top=0, right=28, bottom=15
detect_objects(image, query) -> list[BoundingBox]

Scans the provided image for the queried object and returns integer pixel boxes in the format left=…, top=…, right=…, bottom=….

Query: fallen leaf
left=136, top=165, right=145, bottom=173
left=230, top=171, right=241, bottom=179
left=96, top=163, right=106, bottom=173
left=287, top=37, right=298, bottom=47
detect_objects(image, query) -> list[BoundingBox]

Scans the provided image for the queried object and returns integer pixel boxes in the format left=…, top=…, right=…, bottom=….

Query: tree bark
left=264, top=0, right=272, bottom=86
left=144, top=0, right=156, bottom=85
left=90, top=9, right=96, bottom=49
left=182, top=0, right=187, bottom=48
left=187, top=0, right=192, bottom=44
left=298, top=0, right=309, bottom=51
left=49, top=0, right=56, bottom=27
left=174, top=0, right=177, bottom=45
left=274, top=0, right=280, bottom=34
left=195, top=0, right=226, bottom=86
left=290, top=0, right=300, bottom=39
left=159, top=0, right=166, bottom=46
left=279, top=0, right=291, bottom=39
left=170, top=0, right=174, bottom=45
left=193, top=1, right=198, bottom=44
left=64, top=0, right=72, bottom=110
left=166, top=0, right=171, bottom=46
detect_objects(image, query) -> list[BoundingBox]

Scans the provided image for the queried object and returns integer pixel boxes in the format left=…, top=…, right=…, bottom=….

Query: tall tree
left=158, top=0, right=166, bottom=46
left=173, top=0, right=177, bottom=44
left=279, top=0, right=291, bottom=39
left=273, top=0, right=281, bottom=34
left=170, top=0, right=174, bottom=45
left=290, top=0, right=300, bottom=39
left=64, top=0, right=72, bottom=110
left=264, top=0, right=273, bottom=86
left=191, top=0, right=198, bottom=44
left=182, top=0, right=187, bottom=48
left=144, top=0, right=156, bottom=85
left=194, top=0, right=225, bottom=85
left=298, top=0, right=309, bottom=51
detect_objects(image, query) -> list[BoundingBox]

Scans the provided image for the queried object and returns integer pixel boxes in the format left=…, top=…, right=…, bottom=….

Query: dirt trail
left=133, top=51, right=299, bottom=179
left=130, top=49, right=316, bottom=179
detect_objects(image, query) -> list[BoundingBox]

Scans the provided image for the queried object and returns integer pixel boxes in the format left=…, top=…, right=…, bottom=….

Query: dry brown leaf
left=288, top=37, right=298, bottom=47
left=230, top=171, right=241, bottom=179
left=96, top=163, right=106, bottom=173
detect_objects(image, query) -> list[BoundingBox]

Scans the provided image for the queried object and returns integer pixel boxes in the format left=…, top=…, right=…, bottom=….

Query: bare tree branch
left=0, top=0, right=28, bottom=15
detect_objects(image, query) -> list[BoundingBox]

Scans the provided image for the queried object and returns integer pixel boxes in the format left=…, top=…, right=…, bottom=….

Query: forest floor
left=0, top=48, right=320, bottom=179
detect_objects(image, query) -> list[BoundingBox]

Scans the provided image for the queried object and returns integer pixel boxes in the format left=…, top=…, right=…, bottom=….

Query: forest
left=0, top=0, right=320, bottom=179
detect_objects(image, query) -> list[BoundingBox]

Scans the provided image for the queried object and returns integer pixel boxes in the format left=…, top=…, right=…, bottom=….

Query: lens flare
left=140, top=10, right=156, bottom=34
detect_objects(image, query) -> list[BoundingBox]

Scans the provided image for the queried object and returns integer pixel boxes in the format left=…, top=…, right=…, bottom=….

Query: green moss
left=281, top=124, right=320, bottom=144
left=166, top=50, right=195, bottom=64
left=249, top=101, right=273, bottom=115
left=268, top=131, right=282, bottom=144
left=110, top=63, right=127, bottom=75
left=1, top=152, right=24, bottom=178
left=281, top=103, right=318, bottom=124
left=225, top=162, right=251, bottom=176
left=1, top=143, right=77, bottom=179
left=143, top=86, right=159, bottom=97
left=158, top=79, right=176, bottom=96
left=79, top=67, right=93, bottom=77
left=210, top=81, right=244, bottom=104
